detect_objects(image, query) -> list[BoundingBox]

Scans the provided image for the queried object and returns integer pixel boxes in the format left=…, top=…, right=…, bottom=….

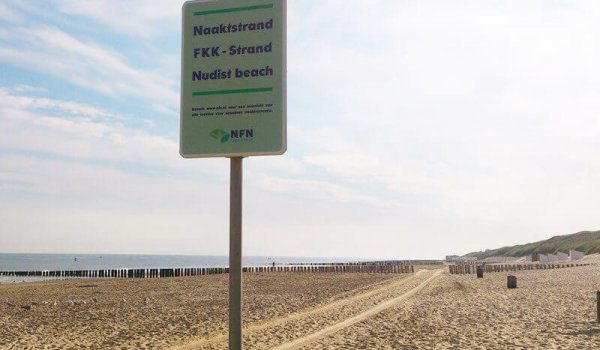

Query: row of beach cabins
left=447, top=250, right=590, bottom=275
left=528, top=250, right=584, bottom=262
left=446, top=249, right=585, bottom=264
left=449, top=262, right=591, bottom=274
left=0, top=260, right=443, bottom=280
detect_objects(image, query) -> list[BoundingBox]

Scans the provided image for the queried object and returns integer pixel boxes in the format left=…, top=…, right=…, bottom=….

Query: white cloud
left=0, top=154, right=230, bottom=255
left=304, top=153, right=446, bottom=198
left=0, top=3, right=21, bottom=22
left=0, top=153, right=224, bottom=207
left=56, top=0, right=182, bottom=38
left=251, top=172, right=391, bottom=208
left=0, top=87, right=121, bottom=121
left=0, top=26, right=179, bottom=113
left=286, top=0, right=600, bottom=251
left=0, top=87, right=223, bottom=179
left=0, top=88, right=381, bottom=209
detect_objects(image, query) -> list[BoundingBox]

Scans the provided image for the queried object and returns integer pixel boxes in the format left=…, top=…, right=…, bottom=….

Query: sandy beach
left=2, top=261, right=600, bottom=349
left=0, top=272, right=394, bottom=349
left=311, top=262, right=600, bottom=350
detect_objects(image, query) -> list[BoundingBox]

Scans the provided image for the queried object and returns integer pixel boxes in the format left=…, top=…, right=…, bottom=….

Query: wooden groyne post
left=0, top=262, right=417, bottom=280
left=507, top=275, right=517, bottom=289
left=476, top=266, right=483, bottom=278
left=597, top=291, right=600, bottom=323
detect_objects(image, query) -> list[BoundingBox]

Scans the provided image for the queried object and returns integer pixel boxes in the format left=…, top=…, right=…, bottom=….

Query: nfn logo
left=210, top=129, right=254, bottom=144
left=210, top=129, right=229, bottom=143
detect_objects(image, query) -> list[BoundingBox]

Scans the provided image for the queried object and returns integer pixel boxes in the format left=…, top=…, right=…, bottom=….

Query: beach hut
left=556, top=252, right=568, bottom=261
left=538, top=254, right=549, bottom=263
left=569, top=250, right=584, bottom=260
left=547, top=254, right=558, bottom=262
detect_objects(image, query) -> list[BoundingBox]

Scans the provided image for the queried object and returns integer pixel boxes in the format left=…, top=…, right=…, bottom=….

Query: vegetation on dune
left=464, top=230, right=600, bottom=259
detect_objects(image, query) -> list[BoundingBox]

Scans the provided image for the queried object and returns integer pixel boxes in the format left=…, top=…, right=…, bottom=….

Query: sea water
left=0, top=253, right=354, bottom=283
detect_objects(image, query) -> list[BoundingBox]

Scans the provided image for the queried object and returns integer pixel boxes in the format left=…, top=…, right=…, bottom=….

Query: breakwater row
left=289, top=260, right=442, bottom=266
left=0, top=263, right=415, bottom=280
left=448, top=262, right=591, bottom=274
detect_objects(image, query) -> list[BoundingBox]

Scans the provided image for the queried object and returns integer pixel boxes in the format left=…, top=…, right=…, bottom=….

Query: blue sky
left=1, top=0, right=599, bottom=259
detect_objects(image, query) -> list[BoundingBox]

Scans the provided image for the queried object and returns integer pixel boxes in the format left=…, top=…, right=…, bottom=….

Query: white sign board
left=180, top=0, right=286, bottom=158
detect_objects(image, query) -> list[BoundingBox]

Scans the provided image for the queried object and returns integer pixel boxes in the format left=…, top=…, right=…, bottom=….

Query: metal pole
left=229, top=157, right=243, bottom=349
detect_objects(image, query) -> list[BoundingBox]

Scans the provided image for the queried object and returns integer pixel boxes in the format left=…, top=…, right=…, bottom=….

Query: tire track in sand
left=270, top=269, right=443, bottom=350
left=171, top=272, right=424, bottom=350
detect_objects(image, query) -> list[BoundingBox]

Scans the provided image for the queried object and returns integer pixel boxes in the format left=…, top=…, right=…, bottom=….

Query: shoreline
left=0, top=261, right=424, bottom=285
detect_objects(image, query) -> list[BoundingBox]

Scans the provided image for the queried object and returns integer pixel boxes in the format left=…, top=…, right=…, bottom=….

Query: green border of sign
left=180, top=0, right=287, bottom=158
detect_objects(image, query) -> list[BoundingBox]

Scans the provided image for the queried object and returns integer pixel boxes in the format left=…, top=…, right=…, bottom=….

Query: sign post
left=229, top=156, right=243, bottom=348
left=181, top=0, right=286, bottom=349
